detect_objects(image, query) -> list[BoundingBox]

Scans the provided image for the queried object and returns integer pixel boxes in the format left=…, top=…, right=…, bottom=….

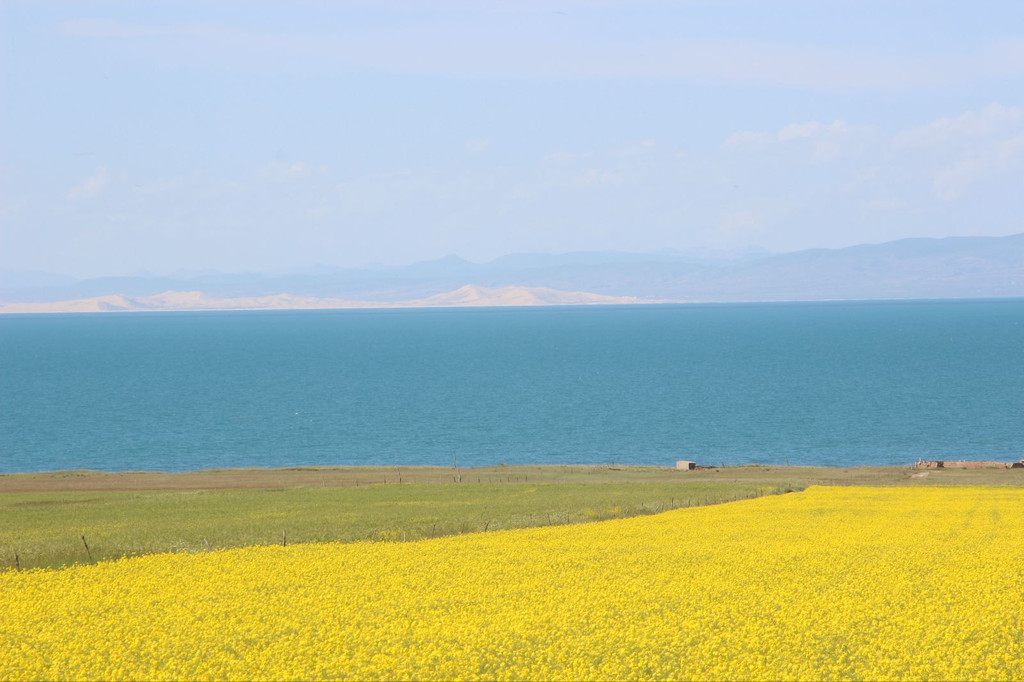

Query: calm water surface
left=1, top=300, right=1022, bottom=472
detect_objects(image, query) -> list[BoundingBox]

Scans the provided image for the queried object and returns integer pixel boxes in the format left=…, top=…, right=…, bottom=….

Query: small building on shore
left=676, top=460, right=696, bottom=470
left=915, top=459, right=1023, bottom=469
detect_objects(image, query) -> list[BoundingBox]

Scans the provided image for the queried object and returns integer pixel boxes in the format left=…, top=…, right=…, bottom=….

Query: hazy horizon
left=6, top=242, right=774, bottom=280
left=0, top=231, right=1016, bottom=281
left=3, top=2, right=1024, bottom=278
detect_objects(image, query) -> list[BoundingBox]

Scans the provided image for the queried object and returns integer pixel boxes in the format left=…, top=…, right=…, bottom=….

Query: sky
left=2, top=1, right=1024, bottom=278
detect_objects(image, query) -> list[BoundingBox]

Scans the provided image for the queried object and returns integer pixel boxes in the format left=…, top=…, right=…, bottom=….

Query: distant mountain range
left=2, top=234, right=1023, bottom=312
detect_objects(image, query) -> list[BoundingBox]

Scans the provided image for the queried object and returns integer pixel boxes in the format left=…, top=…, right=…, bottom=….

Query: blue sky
left=2, top=1, right=1024, bottom=277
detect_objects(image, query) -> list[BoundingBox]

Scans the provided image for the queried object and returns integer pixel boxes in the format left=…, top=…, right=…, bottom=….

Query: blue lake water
left=1, top=300, right=1023, bottom=473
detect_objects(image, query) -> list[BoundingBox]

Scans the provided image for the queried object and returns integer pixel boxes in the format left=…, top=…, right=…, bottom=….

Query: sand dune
left=0, top=285, right=661, bottom=314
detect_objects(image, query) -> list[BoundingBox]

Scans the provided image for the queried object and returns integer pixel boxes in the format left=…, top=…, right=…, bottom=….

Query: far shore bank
left=3, top=463, right=1023, bottom=494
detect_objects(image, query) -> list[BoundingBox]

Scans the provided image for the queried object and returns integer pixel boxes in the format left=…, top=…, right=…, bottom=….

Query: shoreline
left=3, top=463, right=1022, bottom=494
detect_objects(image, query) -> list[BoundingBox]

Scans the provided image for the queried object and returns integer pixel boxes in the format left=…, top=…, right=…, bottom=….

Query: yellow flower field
left=2, top=486, right=1024, bottom=680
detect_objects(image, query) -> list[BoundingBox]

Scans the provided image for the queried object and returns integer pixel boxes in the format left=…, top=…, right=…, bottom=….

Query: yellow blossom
left=2, top=486, right=1023, bottom=680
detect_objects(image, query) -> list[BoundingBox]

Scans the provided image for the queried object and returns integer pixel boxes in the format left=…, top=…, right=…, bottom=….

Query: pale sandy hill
left=0, top=285, right=664, bottom=314
left=412, top=284, right=642, bottom=307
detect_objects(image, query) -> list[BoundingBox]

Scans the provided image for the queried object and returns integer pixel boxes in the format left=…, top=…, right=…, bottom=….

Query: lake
left=1, top=299, right=1022, bottom=472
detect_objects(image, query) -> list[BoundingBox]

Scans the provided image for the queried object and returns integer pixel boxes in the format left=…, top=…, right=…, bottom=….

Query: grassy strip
left=3, top=464, right=1023, bottom=571
left=1, top=481, right=788, bottom=571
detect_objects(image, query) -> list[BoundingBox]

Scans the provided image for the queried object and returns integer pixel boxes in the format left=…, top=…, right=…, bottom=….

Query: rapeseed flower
left=1, top=486, right=1022, bottom=680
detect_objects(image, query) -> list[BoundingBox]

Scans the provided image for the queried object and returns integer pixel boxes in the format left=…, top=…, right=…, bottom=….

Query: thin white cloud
left=777, top=120, right=850, bottom=142
left=258, top=161, right=317, bottom=181
left=888, top=105, right=1024, bottom=200
left=718, top=210, right=762, bottom=235
left=893, top=104, right=1022, bottom=148
left=68, top=167, right=109, bottom=200
left=39, top=100, right=1024, bottom=277
left=58, top=18, right=231, bottom=40
left=572, top=168, right=625, bottom=187
left=930, top=140, right=1024, bottom=202
left=615, top=139, right=657, bottom=156
left=55, top=18, right=1024, bottom=92
left=932, top=159, right=990, bottom=201
left=722, top=131, right=768, bottom=148
left=863, top=197, right=907, bottom=212
left=541, top=151, right=591, bottom=165
left=725, top=119, right=868, bottom=163
left=719, top=104, right=1024, bottom=204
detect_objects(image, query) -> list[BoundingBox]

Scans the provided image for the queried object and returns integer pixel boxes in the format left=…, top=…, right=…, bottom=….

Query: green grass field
left=3, top=464, right=1022, bottom=571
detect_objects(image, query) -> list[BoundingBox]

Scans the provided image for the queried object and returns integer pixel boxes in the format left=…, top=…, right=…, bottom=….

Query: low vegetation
left=1, top=480, right=782, bottom=571
left=3, top=464, right=1021, bottom=571
left=4, top=486, right=1023, bottom=679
